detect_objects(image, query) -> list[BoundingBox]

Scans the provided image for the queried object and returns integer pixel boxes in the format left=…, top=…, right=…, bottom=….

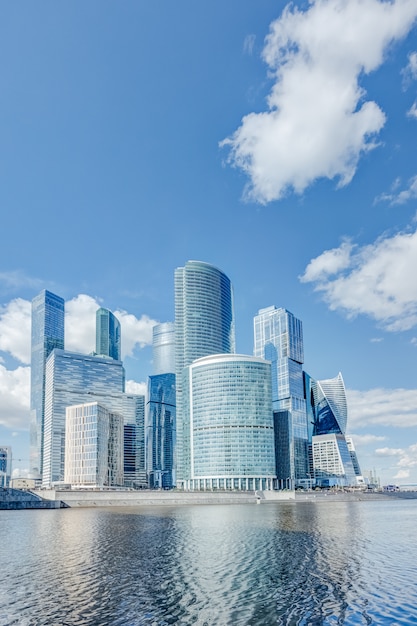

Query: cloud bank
left=347, top=387, right=417, bottom=429
left=221, top=0, right=417, bottom=203
left=300, top=223, right=417, bottom=331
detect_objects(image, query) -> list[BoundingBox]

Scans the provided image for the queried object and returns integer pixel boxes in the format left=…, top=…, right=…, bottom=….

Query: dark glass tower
left=30, top=290, right=65, bottom=477
left=96, top=307, right=121, bottom=361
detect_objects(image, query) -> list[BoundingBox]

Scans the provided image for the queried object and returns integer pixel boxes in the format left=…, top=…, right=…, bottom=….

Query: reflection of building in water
left=65, top=402, right=124, bottom=488
left=0, top=446, right=12, bottom=487
left=309, top=373, right=360, bottom=487
left=254, top=306, right=309, bottom=489
left=179, top=354, right=275, bottom=491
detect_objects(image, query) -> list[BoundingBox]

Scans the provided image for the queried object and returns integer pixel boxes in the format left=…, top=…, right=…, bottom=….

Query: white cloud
left=347, top=388, right=417, bottom=429
left=114, top=309, right=156, bottom=358
left=243, top=34, right=256, bottom=56
left=0, top=364, right=30, bottom=430
left=0, top=298, right=31, bottom=364
left=221, top=0, right=417, bottom=203
left=349, top=433, right=386, bottom=445
left=65, top=294, right=99, bottom=354
left=376, top=174, right=417, bottom=204
left=125, top=380, right=147, bottom=397
left=402, top=50, right=417, bottom=86
left=375, top=447, right=404, bottom=457
left=300, top=223, right=417, bottom=331
left=407, top=101, right=417, bottom=118
left=393, top=469, right=410, bottom=479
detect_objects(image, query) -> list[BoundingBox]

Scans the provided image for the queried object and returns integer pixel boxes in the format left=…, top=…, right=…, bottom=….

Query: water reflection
left=0, top=500, right=416, bottom=625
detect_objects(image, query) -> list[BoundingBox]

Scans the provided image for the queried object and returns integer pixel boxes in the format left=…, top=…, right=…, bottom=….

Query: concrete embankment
left=37, top=488, right=295, bottom=508
left=0, top=488, right=65, bottom=510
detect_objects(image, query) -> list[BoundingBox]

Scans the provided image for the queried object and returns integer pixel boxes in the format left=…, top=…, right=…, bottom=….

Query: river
left=1, top=499, right=416, bottom=625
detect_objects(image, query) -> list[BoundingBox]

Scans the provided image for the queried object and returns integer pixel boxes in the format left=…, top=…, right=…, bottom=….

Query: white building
left=312, top=433, right=357, bottom=487
left=64, top=402, right=124, bottom=488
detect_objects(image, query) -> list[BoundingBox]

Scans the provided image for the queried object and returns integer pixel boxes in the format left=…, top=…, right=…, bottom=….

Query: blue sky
left=1, top=0, right=417, bottom=485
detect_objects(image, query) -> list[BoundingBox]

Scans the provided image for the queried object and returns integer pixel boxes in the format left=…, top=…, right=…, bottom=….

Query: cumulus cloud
left=221, top=0, right=417, bottom=203
left=0, top=298, right=31, bottom=364
left=347, top=388, right=417, bottom=429
left=349, top=433, right=386, bottom=445
left=114, top=309, right=156, bottom=359
left=402, top=50, right=417, bottom=87
left=300, top=223, right=417, bottom=331
left=125, top=380, right=147, bottom=397
left=407, top=102, right=417, bottom=118
left=0, top=364, right=30, bottom=430
left=375, top=443, right=417, bottom=479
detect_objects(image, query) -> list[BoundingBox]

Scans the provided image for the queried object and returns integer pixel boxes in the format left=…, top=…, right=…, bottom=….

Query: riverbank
left=0, top=488, right=67, bottom=510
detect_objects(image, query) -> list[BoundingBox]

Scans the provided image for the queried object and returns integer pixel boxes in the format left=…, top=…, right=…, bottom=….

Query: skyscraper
left=152, top=322, right=175, bottom=375
left=96, top=307, right=121, bottom=360
left=175, top=261, right=235, bottom=482
left=0, top=446, right=12, bottom=487
left=146, top=373, right=176, bottom=488
left=30, top=290, right=65, bottom=477
left=42, top=350, right=125, bottom=486
left=311, top=373, right=348, bottom=435
left=254, top=306, right=309, bottom=488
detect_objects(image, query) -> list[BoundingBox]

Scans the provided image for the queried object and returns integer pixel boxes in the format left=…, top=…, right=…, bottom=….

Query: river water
left=1, top=499, right=416, bottom=625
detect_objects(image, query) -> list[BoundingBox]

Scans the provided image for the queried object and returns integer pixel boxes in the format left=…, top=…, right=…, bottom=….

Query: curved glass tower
left=96, top=307, right=121, bottom=361
left=152, top=322, right=175, bottom=375
left=181, top=354, right=275, bottom=491
left=312, top=372, right=347, bottom=435
left=175, top=261, right=235, bottom=483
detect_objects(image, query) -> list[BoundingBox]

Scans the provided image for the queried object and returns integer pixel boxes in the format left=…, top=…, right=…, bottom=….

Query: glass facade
left=30, top=290, right=65, bottom=477
left=180, top=354, right=275, bottom=491
left=175, top=261, right=235, bottom=482
left=42, top=349, right=126, bottom=487
left=312, top=373, right=348, bottom=435
left=254, top=306, right=309, bottom=486
left=123, top=394, right=147, bottom=488
left=146, top=373, right=176, bottom=488
left=152, top=322, right=175, bottom=375
left=65, top=402, right=124, bottom=488
left=96, top=307, right=121, bottom=361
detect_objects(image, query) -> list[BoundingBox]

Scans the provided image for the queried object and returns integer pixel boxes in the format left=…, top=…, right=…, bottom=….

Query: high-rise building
left=254, top=306, right=309, bottom=488
left=146, top=373, right=176, bottom=488
left=30, top=290, right=65, bottom=477
left=345, top=436, right=365, bottom=486
left=310, top=373, right=359, bottom=487
left=312, top=434, right=357, bottom=488
left=0, top=446, right=12, bottom=487
left=180, top=354, right=275, bottom=491
left=65, top=402, right=124, bottom=488
left=42, top=350, right=125, bottom=487
left=152, top=322, right=175, bottom=375
left=123, top=394, right=147, bottom=489
left=96, top=307, right=121, bottom=360
left=175, top=261, right=235, bottom=482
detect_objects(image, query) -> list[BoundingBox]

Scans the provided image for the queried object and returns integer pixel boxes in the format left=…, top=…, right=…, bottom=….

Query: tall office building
left=175, top=261, right=235, bottom=482
left=65, top=402, right=124, bottom=488
left=42, top=350, right=125, bottom=486
left=345, top=436, right=365, bottom=486
left=96, top=307, right=121, bottom=360
left=310, top=373, right=358, bottom=487
left=152, top=322, right=175, bottom=375
left=180, top=354, right=275, bottom=491
left=30, top=290, right=65, bottom=477
left=254, top=306, right=309, bottom=488
left=123, top=394, right=147, bottom=489
left=146, top=373, right=176, bottom=488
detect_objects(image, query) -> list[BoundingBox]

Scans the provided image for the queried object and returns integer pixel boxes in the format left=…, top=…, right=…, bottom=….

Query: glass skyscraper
left=152, top=322, right=175, bottom=375
left=96, top=307, right=121, bottom=360
left=311, top=373, right=348, bottom=435
left=42, top=349, right=126, bottom=486
left=181, top=354, right=275, bottom=491
left=123, top=394, right=147, bottom=489
left=146, top=373, right=176, bottom=488
left=254, top=306, right=309, bottom=488
left=175, top=261, right=235, bottom=483
left=30, top=289, right=65, bottom=477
